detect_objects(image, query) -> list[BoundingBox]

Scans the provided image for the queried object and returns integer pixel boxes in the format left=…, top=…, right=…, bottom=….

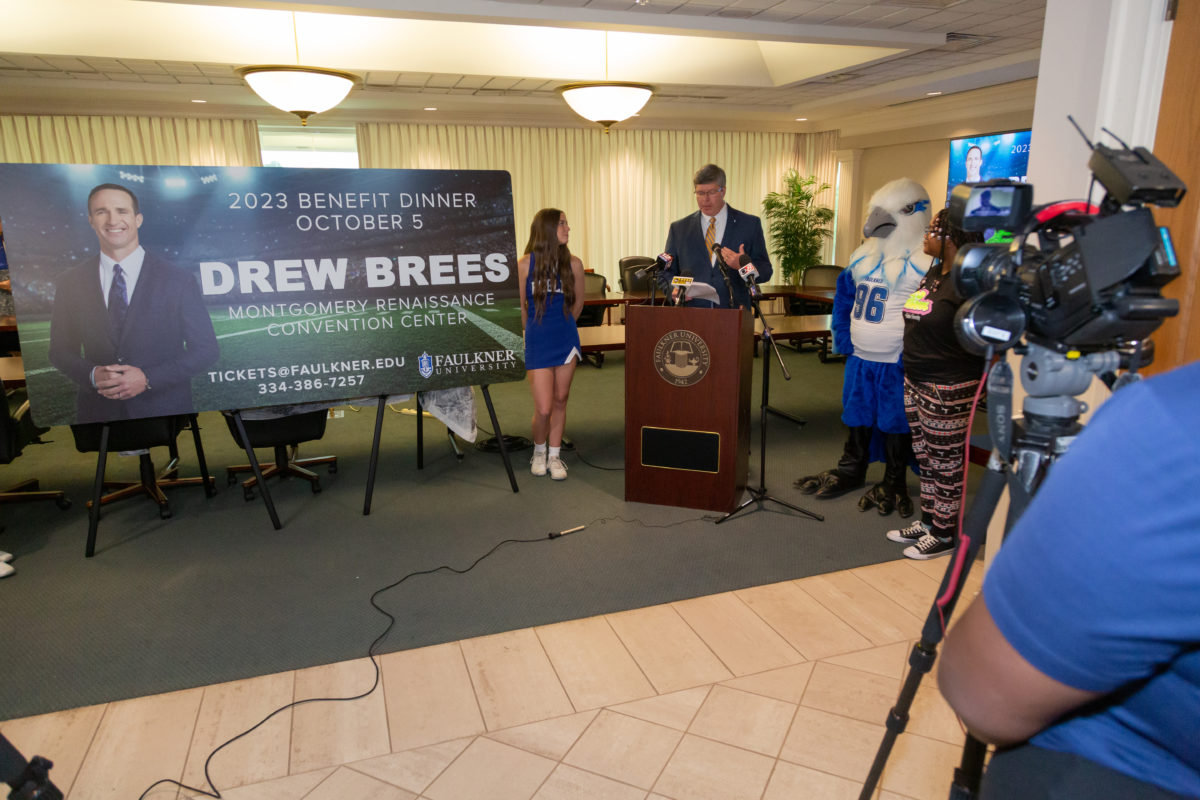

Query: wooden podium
left=624, top=305, right=753, bottom=512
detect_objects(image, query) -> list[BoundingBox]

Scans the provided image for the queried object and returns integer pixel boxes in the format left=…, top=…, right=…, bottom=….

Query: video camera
left=946, top=133, right=1186, bottom=358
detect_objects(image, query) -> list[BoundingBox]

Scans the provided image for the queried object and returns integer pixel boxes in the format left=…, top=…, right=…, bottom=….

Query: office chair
left=618, top=256, right=656, bottom=294
left=0, top=381, right=70, bottom=510
left=71, top=414, right=216, bottom=558
left=223, top=409, right=337, bottom=501
left=577, top=271, right=608, bottom=367
left=618, top=256, right=659, bottom=323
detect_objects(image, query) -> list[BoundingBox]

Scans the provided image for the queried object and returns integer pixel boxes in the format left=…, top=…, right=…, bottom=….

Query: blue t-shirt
left=984, top=361, right=1200, bottom=796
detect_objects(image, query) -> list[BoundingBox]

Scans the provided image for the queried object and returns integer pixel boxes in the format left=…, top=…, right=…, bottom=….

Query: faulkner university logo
left=652, top=330, right=711, bottom=387
left=419, top=352, right=434, bottom=378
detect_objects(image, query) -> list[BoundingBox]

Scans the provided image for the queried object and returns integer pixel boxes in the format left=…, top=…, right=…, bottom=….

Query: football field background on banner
left=18, top=301, right=524, bottom=425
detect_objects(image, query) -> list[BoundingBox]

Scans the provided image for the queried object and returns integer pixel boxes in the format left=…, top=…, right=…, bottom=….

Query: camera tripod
left=857, top=344, right=1127, bottom=800
left=719, top=281, right=822, bottom=524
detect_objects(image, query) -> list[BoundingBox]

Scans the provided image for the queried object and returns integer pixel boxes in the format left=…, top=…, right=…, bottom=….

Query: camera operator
left=886, top=208, right=985, bottom=559
left=939, top=358, right=1200, bottom=799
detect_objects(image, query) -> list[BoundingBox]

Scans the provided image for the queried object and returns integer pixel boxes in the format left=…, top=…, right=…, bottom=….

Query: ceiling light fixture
left=926, top=91, right=943, bottom=96
left=558, top=32, right=653, bottom=133
left=237, top=12, right=361, bottom=126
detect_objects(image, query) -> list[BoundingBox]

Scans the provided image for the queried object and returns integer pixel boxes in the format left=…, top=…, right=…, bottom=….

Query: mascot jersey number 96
left=853, top=282, right=888, bottom=324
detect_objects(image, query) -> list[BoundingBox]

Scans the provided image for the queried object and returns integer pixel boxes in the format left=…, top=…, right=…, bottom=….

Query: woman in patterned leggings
left=887, top=208, right=985, bottom=559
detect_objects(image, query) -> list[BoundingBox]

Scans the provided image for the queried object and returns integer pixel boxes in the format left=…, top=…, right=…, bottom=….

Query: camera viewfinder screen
left=965, top=185, right=1015, bottom=220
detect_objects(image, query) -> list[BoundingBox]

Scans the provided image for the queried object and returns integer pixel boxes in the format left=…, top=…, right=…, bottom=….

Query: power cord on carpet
left=137, top=524, right=589, bottom=800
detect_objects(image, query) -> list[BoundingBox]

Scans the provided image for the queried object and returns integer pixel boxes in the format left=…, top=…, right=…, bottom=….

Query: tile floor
left=0, top=557, right=981, bottom=800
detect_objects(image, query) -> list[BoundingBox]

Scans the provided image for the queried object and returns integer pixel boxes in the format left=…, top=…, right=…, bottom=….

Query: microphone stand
left=718, top=275, right=822, bottom=525
left=1, top=732, right=63, bottom=800
left=634, top=260, right=664, bottom=306
left=711, top=246, right=737, bottom=309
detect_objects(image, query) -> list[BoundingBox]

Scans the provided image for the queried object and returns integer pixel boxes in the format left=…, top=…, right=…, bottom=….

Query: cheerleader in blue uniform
left=518, top=208, right=586, bottom=480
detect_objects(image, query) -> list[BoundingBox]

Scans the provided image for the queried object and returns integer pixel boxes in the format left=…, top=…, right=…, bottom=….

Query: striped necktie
left=704, top=217, right=716, bottom=259
left=109, top=263, right=128, bottom=334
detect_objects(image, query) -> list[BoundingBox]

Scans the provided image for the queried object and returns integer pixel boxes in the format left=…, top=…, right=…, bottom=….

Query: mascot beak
left=863, top=207, right=897, bottom=239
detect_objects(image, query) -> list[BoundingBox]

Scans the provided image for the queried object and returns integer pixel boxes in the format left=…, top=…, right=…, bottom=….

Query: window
left=258, top=125, right=359, bottom=169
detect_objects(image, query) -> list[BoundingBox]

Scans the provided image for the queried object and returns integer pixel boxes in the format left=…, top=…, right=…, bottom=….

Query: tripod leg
left=950, top=735, right=989, bottom=800
left=857, top=460, right=1009, bottom=800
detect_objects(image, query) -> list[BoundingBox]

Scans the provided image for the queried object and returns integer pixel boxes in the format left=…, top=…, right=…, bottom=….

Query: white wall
left=836, top=139, right=951, bottom=265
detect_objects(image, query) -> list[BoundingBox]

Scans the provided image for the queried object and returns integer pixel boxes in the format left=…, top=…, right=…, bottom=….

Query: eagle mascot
left=796, top=178, right=934, bottom=516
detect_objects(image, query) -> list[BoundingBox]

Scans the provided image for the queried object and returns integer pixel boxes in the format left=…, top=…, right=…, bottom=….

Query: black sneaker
left=886, top=520, right=929, bottom=545
left=903, top=533, right=954, bottom=560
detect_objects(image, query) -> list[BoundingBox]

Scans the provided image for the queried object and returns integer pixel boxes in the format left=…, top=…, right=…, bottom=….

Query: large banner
left=0, top=164, right=524, bottom=427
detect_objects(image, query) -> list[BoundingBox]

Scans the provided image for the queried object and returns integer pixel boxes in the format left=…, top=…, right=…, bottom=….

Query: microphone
left=671, top=271, right=694, bottom=306
left=710, top=242, right=736, bottom=307
left=635, top=253, right=672, bottom=277
left=716, top=243, right=758, bottom=284
left=737, top=262, right=759, bottom=285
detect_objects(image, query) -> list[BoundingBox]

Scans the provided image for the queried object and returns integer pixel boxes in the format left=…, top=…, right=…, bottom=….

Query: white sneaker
left=530, top=450, right=548, bottom=477
left=0, top=561, right=13, bottom=578
left=548, top=455, right=568, bottom=481
left=0, top=551, right=12, bottom=563
left=886, top=520, right=929, bottom=545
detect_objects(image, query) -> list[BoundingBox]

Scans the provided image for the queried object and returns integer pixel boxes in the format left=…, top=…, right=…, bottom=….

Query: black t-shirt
left=902, top=265, right=984, bottom=383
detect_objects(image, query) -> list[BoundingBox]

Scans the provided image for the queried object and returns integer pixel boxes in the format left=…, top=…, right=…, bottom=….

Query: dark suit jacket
left=663, top=204, right=772, bottom=310
left=48, top=254, right=219, bottom=424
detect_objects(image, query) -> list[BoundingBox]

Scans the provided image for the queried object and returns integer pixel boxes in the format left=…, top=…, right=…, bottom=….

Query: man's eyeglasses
left=694, top=188, right=724, bottom=198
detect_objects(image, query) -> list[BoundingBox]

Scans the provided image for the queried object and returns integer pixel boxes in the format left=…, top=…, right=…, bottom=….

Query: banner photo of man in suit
left=0, top=164, right=521, bottom=427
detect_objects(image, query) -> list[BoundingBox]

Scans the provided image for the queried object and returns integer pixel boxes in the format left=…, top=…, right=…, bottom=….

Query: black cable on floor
left=570, top=442, right=623, bottom=471
left=137, top=526, right=587, bottom=800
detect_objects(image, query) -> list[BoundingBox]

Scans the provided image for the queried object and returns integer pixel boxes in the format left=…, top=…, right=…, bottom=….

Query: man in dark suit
left=663, top=163, right=772, bottom=309
left=49, top=183, right=219, bottom=424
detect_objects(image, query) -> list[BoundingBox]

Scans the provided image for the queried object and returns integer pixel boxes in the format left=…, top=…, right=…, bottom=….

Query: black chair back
left=71, top=416, right=184, bottom=454
left=223, top=409, right=328, bottom=450
left=577, top=272, right=607, bottom=328
left=618, top=257, right=656, bottom=293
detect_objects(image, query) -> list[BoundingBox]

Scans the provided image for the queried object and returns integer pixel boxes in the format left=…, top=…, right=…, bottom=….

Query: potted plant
left=761, top=170, right=835, bottom=285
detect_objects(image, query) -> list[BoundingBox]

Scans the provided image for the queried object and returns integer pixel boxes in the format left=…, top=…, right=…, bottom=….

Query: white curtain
left=0, top=115, right=262, bottom=166
left=358, top=123, right=838, bottom=287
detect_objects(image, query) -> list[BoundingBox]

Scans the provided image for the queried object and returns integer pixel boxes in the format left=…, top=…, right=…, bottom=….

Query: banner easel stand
left=362, top=385, right=519, bottom=515
left=229, top=410, right=281, bottom=530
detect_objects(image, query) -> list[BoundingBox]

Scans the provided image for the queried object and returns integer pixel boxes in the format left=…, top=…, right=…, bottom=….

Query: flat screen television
left=947, top=129, right=1032, bottom=201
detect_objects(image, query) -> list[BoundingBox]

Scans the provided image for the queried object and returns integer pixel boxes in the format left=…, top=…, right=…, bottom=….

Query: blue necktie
left=109, top=264, right=128, bottom=334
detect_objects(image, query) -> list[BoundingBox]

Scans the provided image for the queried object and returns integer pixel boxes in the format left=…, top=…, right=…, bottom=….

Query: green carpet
left=0, top=344, right=941, bottom=721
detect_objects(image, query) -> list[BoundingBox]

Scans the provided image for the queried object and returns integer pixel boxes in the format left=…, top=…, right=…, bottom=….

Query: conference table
left=578, top=313, right=834, bottom=355
left=584, top=285, right=836, bottom=318
left=581, top=283, right=836, bottom=350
